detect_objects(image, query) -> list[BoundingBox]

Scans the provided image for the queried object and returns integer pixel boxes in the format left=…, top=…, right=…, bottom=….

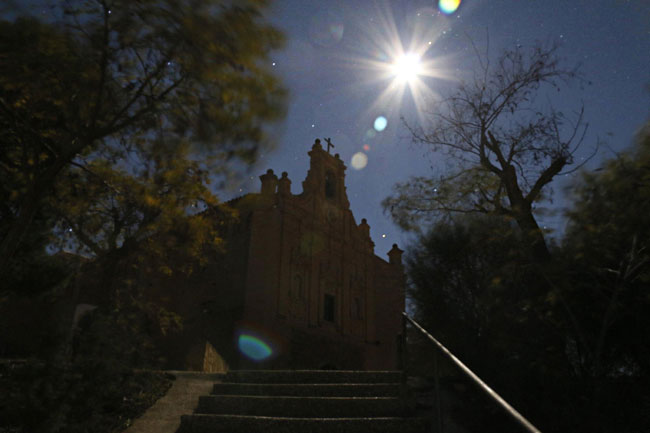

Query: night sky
left=10, top=0, right=649, bottom=257
left=227, top=0, right=650, bottom=258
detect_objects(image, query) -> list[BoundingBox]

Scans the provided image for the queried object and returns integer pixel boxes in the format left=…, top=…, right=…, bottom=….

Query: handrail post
left=433, top=350, right=443, bottom=433
left=401, top=312, right=407, bottom=384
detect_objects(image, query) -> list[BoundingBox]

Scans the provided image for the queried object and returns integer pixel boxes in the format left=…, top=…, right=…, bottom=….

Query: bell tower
left=301, top=138, right=350, bottom=209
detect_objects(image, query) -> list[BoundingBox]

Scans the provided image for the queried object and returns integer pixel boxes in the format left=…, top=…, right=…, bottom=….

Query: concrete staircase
left=177, top=370, right=429, bottom=433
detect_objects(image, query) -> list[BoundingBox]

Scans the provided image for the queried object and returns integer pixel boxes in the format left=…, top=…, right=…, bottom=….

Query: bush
left=0, top=305, right=173, bottom=433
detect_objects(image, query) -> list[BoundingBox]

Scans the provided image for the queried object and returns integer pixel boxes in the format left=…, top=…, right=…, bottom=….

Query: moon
left=392, top=52, right=422, bottom=84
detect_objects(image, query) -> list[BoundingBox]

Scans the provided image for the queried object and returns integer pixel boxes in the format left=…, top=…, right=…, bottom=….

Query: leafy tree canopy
left=0, top=0, right=287, bottom=273
left=565, top=121, right=650, bottom=269
left=405, top=214, right=570, bottom=432
left=557, top=121, right=650, bottom=379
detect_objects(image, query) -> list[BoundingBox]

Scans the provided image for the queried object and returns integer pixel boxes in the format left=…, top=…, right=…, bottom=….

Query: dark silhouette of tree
left=0, top=4, right=286, bottom=431
left=408, top=216, right=524, bottom=348
left=561, top=121, right=650, bottom=379
left=384, top=42, right=591, bottom=262
left=546, top=121, right=650, bottom=432
left=0, top=0, right=286, bottom=273
left=405, top=215, right=567, bottom=432
left=404, top=121, right=650, bottom=433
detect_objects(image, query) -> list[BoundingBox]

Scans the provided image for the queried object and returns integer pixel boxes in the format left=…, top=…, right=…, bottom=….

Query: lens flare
left=330, top=23, right=344, bottom=40
left=351, top=152, right=368, bottom=170
left=374, top=116, right=388, bottom=131
left=363, top=144, right=370, bottom=151
left=309, top=10, right=344, bottom=47
left=439, top=0, right=461, bottom=15
left=238, top=334, right=272, bottom=361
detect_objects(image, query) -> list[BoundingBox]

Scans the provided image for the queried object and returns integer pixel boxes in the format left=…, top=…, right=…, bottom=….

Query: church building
left=157, top=138, right=405, bottom=371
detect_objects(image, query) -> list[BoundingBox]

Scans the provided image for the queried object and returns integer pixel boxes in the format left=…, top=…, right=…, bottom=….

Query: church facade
left=210, top=139, right=405, bottom=370
left=145, top=139, right=406, bottom=371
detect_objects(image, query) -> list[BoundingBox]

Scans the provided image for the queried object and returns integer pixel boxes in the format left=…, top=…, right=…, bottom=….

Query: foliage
left=558, top=121, right=650, bottom=382
left=0, top=215, right=75, bottom=297
left=543, top=122, right=650, bottom=432
left=407, top=216, right=527, bottom=355
left=0, top=359, right=172, bottom=433
left=406, top=216, right=562, bottom=367
left=0, top=5, right=285, bottom=430
left=405, top=215, right=565, bottom=431
left=405, top=122, right=650, bottom=432
left=0, top=304, right=173, bottom=433
left=1, top=272, right=177, bottom=433
left=564, top=121, right=650, bottom=273
left=50, top=138, right=229, bottom=269
left=384, top=42, right=590, bottom=261
left=0, top=0, right=286, bottom=270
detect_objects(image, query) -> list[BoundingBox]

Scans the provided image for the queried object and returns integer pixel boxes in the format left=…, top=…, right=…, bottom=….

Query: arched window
left=324, top=294, right=335, bottom=322
left=324, top=171, right=336, bottom=199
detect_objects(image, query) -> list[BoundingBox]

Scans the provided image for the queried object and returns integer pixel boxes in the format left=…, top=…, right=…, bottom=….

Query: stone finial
left=259, top=168, right=278, bottom=196
left=313, top=138, right=323, bottom=150
left=359, top=218, right=370, bottom=238
left=388, top=243, right=404, bottom=266
left=278, top=171, right=291, bottom=195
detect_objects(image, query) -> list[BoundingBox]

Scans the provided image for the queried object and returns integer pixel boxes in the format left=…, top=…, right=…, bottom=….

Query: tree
left=0, top=6, right=286, bottom=428
left=46, top=136, right=233, bottom=309
left=0, top=0, right=286, bottom=272
left=561, top=120, right=650, bottom=376
left=383, top=42, right=590, bottom=261
left=407, top=215, right=530, bottom=360
left=51, top=138, right=223, bottom=263
left=406, top=215, right=569, bottom=432
left=525, top=121, right=650, bottom=433
left=404, top=122, right=650, bottom=432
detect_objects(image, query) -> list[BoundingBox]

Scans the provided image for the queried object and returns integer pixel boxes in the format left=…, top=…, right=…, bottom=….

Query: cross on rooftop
left=324, top=137, right=334, bottom=154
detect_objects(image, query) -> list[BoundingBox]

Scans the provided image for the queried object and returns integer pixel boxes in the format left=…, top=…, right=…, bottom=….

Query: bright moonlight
left=392, top=52, right=422, bottom=83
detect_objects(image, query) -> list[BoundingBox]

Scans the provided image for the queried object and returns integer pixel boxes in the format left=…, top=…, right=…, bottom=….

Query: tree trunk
left=514, top=208, right=551, bottom=263
left=0, top=158, right=68, bottom=276
left=501, top=165, right=551, bottom=263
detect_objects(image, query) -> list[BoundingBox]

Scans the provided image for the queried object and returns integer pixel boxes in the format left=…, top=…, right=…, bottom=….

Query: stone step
left=223, top=369, right=402, bottom=384
left=178, top=414, right=429, bottom=433
left=178, top=370, right=427, bottom=433
left=212, top=382, right=401, bottom=397
left=196, top=395, right=413, bottom=418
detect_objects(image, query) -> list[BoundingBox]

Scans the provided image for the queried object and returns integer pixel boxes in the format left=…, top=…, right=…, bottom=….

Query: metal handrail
left=402, top=312, right=542, bottom=433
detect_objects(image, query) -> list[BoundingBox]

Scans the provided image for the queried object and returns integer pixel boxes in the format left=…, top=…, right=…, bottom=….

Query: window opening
left=324, top=294, right=335, bottom=322
left=325, top=171, right=336, bottom=199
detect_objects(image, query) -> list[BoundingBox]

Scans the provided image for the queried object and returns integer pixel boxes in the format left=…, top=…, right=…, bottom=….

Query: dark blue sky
left=7, top=1, right=649, bottom=256
left=232, top=0, right=649, bottom=256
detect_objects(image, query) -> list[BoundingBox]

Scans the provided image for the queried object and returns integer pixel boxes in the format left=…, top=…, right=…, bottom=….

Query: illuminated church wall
left=220, top=139, right=405, bottom=370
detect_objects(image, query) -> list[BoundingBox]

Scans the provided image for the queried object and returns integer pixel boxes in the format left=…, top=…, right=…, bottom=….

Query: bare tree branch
left=386, top=41, right=589, bottom=261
